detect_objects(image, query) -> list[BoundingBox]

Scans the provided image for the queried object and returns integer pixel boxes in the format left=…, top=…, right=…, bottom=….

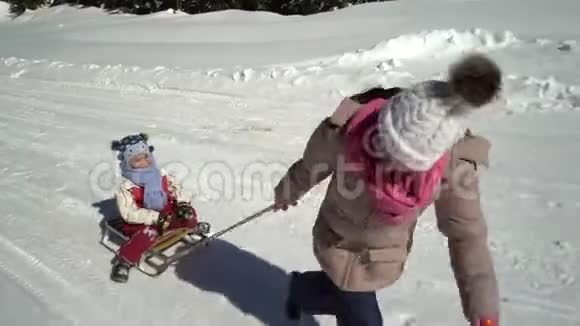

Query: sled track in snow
left=0, top=234, right=84, bottom=325
left=0, top=79, right=288, bottom=155
left=0, top=198, right=116, bottom=323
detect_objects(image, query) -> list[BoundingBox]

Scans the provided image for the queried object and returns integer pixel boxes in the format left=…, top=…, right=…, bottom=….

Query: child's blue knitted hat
left=111, top=133, right=155, bottom=167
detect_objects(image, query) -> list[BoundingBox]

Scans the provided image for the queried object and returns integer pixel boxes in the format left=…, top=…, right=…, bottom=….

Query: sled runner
left=100, top=217, right=211, bottom=277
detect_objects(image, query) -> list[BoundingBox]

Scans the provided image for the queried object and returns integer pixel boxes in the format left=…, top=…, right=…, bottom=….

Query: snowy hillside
left=0, top=1, right=9, bottom=21
left=0, top=0, right=579, bottom=325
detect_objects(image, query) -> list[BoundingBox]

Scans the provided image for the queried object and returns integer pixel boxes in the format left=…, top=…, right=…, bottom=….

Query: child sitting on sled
left=109, top=133, right=207, bottom=283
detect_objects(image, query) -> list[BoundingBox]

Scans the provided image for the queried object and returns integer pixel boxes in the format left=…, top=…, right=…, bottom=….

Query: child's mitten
left=175, top=202, right=196, bottom=220
left=156, top=212, right=171, bottom=235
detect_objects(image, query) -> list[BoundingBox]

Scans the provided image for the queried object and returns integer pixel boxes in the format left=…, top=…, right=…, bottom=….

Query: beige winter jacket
left=116, top=169, right=192, bottom=225
left=274, top=118, right=499, bottom=320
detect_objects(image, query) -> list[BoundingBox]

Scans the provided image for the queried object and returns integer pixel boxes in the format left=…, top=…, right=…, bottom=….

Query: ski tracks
left=0, top=234, right=112, bottom=326
left=0, top=183, right=120, bottom=325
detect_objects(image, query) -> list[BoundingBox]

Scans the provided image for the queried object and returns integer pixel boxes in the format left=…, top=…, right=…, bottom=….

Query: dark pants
left=290, top=271, right=383, bottom=326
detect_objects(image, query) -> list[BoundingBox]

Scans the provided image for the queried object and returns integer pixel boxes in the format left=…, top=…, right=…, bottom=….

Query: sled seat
left=106, top=218, right=128, bottom=237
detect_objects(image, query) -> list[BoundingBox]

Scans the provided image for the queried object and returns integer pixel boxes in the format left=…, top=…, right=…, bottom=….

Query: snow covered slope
left=0, top=0, right=579, bottom=325
left=0, top=1, right=10, bottom=22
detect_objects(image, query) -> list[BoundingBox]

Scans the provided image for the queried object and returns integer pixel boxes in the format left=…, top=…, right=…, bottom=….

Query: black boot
left=285, top=271, right=301, bottom=321
left=111, top=260, right=131, bottom=283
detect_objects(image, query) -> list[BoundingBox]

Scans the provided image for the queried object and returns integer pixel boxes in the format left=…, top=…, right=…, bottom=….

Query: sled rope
left=207, top=204, right=275, bottom=241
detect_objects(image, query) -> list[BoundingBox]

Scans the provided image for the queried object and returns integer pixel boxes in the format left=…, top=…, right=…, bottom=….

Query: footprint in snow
left=558, top=44, right=572, bottom=52
left=557, top=42, right=574, bottom=52
left=553, top=240, right=574, bottom=252
left=547, top=200, right=564, bottom=208
left=526, top=256, right=577, bottom=294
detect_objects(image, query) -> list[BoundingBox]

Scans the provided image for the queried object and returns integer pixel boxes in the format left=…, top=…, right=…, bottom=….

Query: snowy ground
left=1, top=0, right=579, bottom=325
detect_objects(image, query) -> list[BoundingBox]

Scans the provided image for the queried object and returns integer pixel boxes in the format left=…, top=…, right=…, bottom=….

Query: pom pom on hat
left=449, top=52, right=502, bottom=112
